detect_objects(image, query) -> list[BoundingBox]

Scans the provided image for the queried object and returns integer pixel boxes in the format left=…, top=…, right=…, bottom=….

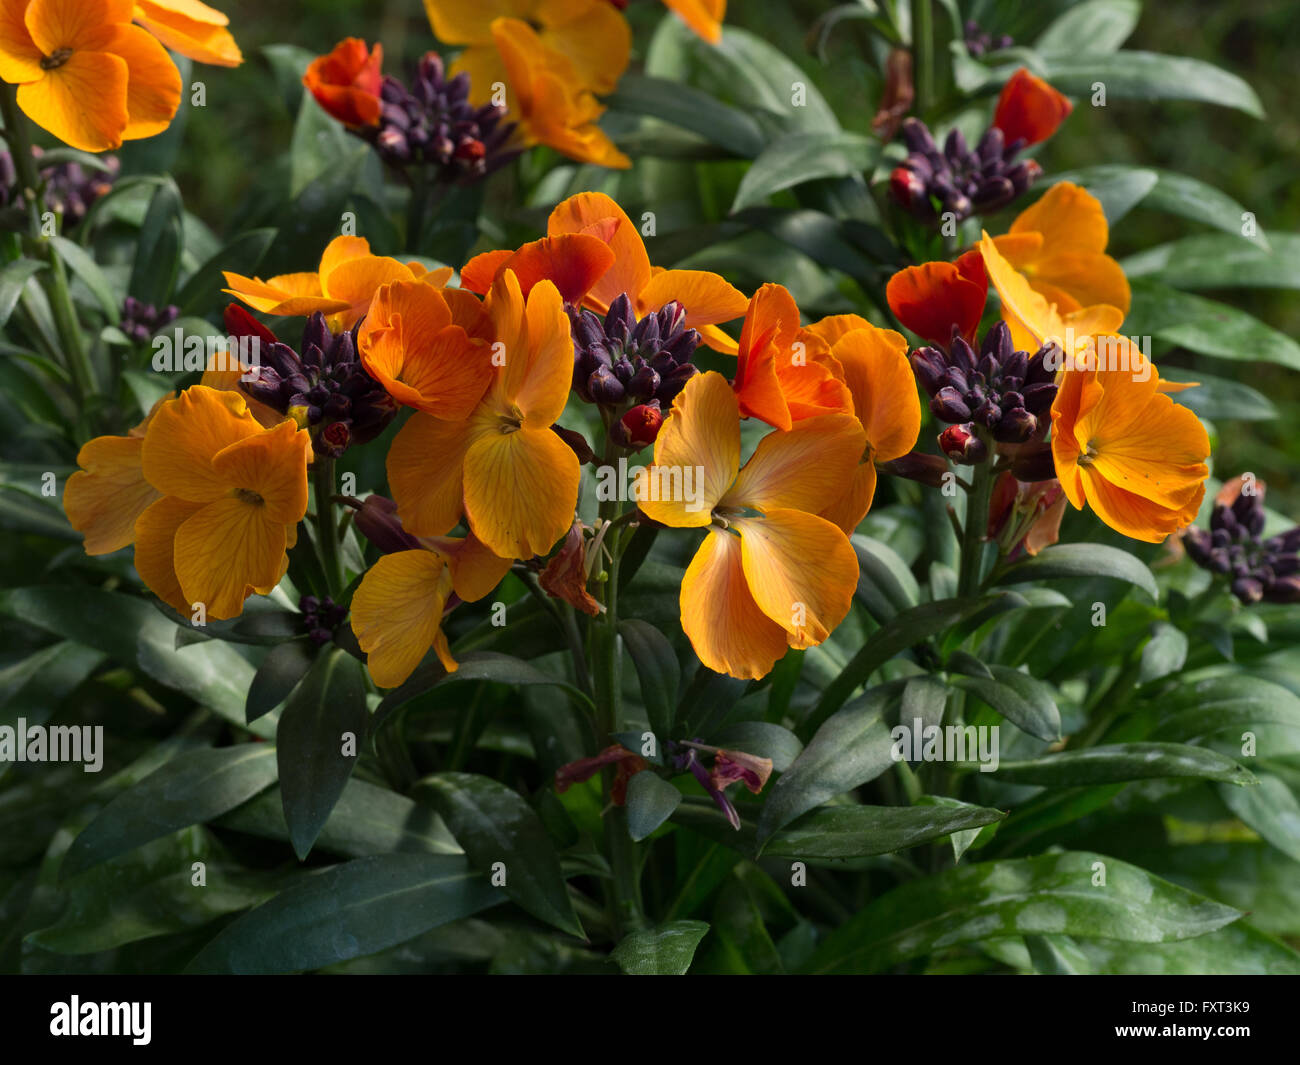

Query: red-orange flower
left=304, top=37, right=383, bottom=127
left=886, top=249, right=988, bottom=346
left=992, top=68, right=1072, bottom=147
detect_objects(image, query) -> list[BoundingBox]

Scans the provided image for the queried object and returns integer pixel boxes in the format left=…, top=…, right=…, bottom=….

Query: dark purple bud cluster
left=356, top=53, right=517, bottom=182
left=299, top=594, right=348, bottom=647
left=241, top=312, right=398, bottom=459
left=120, top=296, right=179, bottom=343
left=912, top=320, right=1056, bottom=445
left=1183, top=489, right=1300, bottom=604
left=569, top=295, right=700, bottom=408
left=891, top=117, right=1040, bottom=223
left=964, top=19, right=1014, bottom=58
left=0, top=147, right=120, bottom=228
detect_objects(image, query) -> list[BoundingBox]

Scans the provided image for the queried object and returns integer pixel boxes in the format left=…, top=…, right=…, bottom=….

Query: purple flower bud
left=931, top=387, right=973, bottom=423
left=911, top=347, right=948, bottom=395
left=993, top=407, right=1036, bottom=443
left=1021, top=382, right=1057, bottom=414
left=588, top=365, right=625, bottom=404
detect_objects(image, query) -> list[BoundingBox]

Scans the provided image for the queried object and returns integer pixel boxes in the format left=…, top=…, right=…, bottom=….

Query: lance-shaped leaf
left=611, top=920, right=710, bottom=975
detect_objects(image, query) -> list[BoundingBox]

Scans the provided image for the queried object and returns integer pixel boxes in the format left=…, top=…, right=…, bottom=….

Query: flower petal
left=724, top=414, right=865, bottom=514
left=174, top=496, right=287, bottom=619
left=105, top=22, right=182, bottom=140
left=64, top=434, right=160, bottom=554
left=133, top=494, right=204, bottom=612
left=140, top=385, right=261, bottom=502
left=885, top=259, right=987, bottom=345
left=210, top=418, right=310, bottom=524
left=638, top=269, right=747, bottom=328
left=388, top=413, right=474, bottom=537
left=350, top=548, right=455, bottom=688
left=17, top=50, right=128, bottom=152
left=1010, top=182, right=1108, bottom=255
left=547, top=191, right=651, bottom=315
left=680, top=527, right=790, bottom=680
left=830, top=326, right=919, bottom=461
left=134, top=0, right=242, bottom=67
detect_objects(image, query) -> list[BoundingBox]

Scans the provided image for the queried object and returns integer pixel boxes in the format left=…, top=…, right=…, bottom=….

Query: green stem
left=957, top=442, right=993, bottom=599
left=312, top=457, right=345, bottom=596
left=2, top=84, right=96, bottom=439
left=910, top=0, right=934, bottom=119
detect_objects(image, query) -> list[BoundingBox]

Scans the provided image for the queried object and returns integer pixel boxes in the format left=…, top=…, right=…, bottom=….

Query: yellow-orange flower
left=357, top=279, right=496, bottom=417
left=732, top=284, right=853, bottom=431
left=803, top=314, right=921, bottom=533
left=1051, top=351, right=1209, bottom=543
left=351, top=533, right=511, bottom=688
left=133, top=0, right=240, bottom=67
left=387, top=270, right=579, bottom=560
left=663, top=0, right=725, bottom=44
left=425, top=0, right=629, bottom=96
left=551, top=193, right=747, bottom=351
left=134, top=386, right=310, bottom=619
left=222, top=235, right=451, bottom=332
left=992, top=183, right=1130, bottom=321
left=0, top=0, right=181, bottom=152
left=640, top=371, right=863, bottom=679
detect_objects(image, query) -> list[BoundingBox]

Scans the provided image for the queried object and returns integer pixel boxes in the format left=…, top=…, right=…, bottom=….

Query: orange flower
left=732, top=284, right=853, bottom=431
left=978, top=231, right=1124, bottom=364
left=802, top=314, right=921, bottom=533
left=425, top=0, right=629, bottom=96
left=1051, top=352, right=1209, bottom=543
left=350, top=533, right=511, bottom=688
left=465, top=192, right=748, bottom=352
left=640, top=371, right=864, bottom=679
left=459, top=231, right=615, bottom=305
left=222, top=235, right=451, bottom=331
left=0, top=0, right=182, bottom=152
left=662, top=0, right=726, bottom=44
left=886, top=249, right=988, bottom=346
left=63, top=398, right=168, bottom=555
left=134, top=386, right=310, bottom=619
left=357, top=279, right=496, bottom=417
left=303, top=37, right=383, bottom=127
left=387, top=270, right=580, bottom=560
left=133, top=0, right=240, bottom=67
left=992, top=182, right=1130, bottom=319
left=992, top=68, right=1072, bottom=147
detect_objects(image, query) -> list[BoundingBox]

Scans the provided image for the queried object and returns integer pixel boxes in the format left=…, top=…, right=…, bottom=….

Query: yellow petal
left=133, top=494, right=204, bottom=613
left=723, top=414, right=865, bottom=514
left=680, top=527, right=789, bottom=680
left=830, top=327, right=919, bottom=462
left=105, top=23, right=182, bottom=141
left=637, top=270, right=747, bottom=329
left=210, top=418, right=310, bottom=524
left=134, top=0, right=242, bottom=66
left=17, top=51, right=128, bottom=152
left=388, top=413, right=474, bottom=537
left=819, top=460, right=877, bottom=535
left=140, top=385, right=260, bottom=502
left=1010, top=182, right=1109, bottom=256
left=64, top=434, right=160, bottom=554
left=351, top=548, right=456, bottom=688
left=174, top=496, right=287, bottom=619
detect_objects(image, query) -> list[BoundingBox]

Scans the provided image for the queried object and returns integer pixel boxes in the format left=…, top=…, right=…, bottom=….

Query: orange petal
left=388, top=413, right=474, bottom=537
left=831, top=326, right=919, bottom=461
left=133, top=494, right=204, bottom=613
left=548, top=191, right=651, bottom=315
left=488, top=273, right=572, bottom=427
left=488, top=233, right=615, bottom=304
left=463, top=425, right=579, bottom=559
left=639, top=371, right=740, bottom=528
left=318, top=234, right=372, bottom=277
left=135, top=0, right=242, bottom=67
left=724, top=413, right=866, bottom=515
left=885, top=260, right=987, bottom=346
left=140, top=386, right=260, bottom=502
left=1029, top=250, right=1131, bottom=318
left=106, top=23, right=182, bottom=141
left=323, top=253, right=418, bottom=330
left=638, top=269, right=748, bottom=329
left=64, top=435, right=160, bottom=554
left=174, top=496, right=287, bottom=619
left=734, top=508, right=858, bottom=647
left=802, top=313, right=873, bottom=347
left=433, top=531, right=514, bottom=602
left=992, top=67, right=1072, bottom=147
left=17, top=51, right=128, bottom=152
left=819, top=460, right=877, bottom=535
left=680, top=527, right=790, bottom=680
left=663, top=0, right=726, bottom=44
left=1010, top=182, right=1108, bottom=255
left=26, top=0, right=132, bottom=53
left=0, top=1, right=45, bottom=83
left=210, top=419, right=310, bottom=524
left=350, top=549, right=455, bottom=688
left=696, top=323, right=739, bottom=355
left=734, top=283, right=803, bottom=430
left=776, top=342, right=854, bottom=422
left=539, top=0, right=629, bottom=95
left=460, top=249, right=514, bottom=295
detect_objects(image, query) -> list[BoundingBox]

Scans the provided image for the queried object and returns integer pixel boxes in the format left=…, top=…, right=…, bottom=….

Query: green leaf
left=185, top=854, right=501, bottom=973
left=804, top=596, right=991, bottom=734
left=708, top=26, right=840, bottom=133
left=610, top=920, right=710, bottom=975
left=276, top=647, right=369, bottom=860
left=174, top=227, right=276, bottom=316
left=49, top=236, right=119, bottom=322
left=1144, top=674, right=1300, bottom=750
left=619, top=619, right=679, bottom=742
left=1075, top=920, right=1300, bottom=975
left=990, top=743, right=1255, bottom=787
left=62, top=745, right=278, bottom=877
left=852, top=533, right=921, bottom=624
left=625, top=771, right=682, bottom=842
left=1124, top=279, right=1300, bottom=371
left=731, top=132, right=878, bottom=213
left=764, top=802, right=1005, bottom=860
left=805, top=851, right=1242, bottom=973
left=1143, top=842, right=1300, bottom=937
left=710, top=722, right=803, bottom=771
left=996, top=543, right=1158, bottom=601
left=759, top=680, right=906, bottom=844
left=415, top=772, right=583, bottom=939
left=1043, top=166, right=1157, bottom=225
left=0, top=258, right=45, bottom=330
left=606, top=74, right=765, bottom=158
left=1041, top=53, right=1263, bottom=118
left=1123, top=233, right=1300, bottom=290
left=951, top=665, right=1062, bottom=742
left=246, top=639, right=316, bottom=725
left=1159, top=366, right=1276, bottom=422
left=1218, top=774, right=1300, bottom=862
left=128, top=178, right=184, bottom=306
left=1035, top=0, right=1140, bottom=55
left=1139, top=621, right=1189, bottom=684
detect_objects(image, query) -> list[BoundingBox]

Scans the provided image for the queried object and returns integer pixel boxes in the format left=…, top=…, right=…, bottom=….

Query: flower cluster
left=120, top=296, right=179, bottom=344
left=0, top=148, right=120, bottom=228
left=569, top=296, right=700, bottom=409
left=1184, top=480, right=1300, bottom=604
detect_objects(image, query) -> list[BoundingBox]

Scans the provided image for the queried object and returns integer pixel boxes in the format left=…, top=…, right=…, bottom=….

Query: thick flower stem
left=592, top=439, right=646, bottom=937
left=957, top=442, right=993, bottom=599
left=313, top=457, right=346, bottom=596
left=1, top=85, right=96, bottom=440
